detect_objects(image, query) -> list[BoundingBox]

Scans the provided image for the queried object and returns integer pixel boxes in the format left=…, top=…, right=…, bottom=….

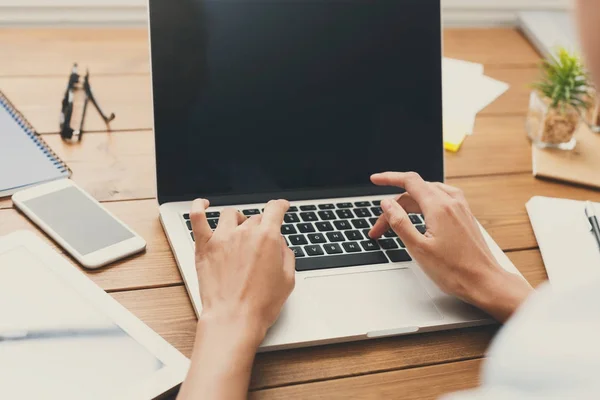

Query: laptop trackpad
left=304, top=268, right=443, bottom=336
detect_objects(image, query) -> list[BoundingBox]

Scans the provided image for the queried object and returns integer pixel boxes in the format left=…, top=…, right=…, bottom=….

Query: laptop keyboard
left=182, top=200, right=425, bottom=272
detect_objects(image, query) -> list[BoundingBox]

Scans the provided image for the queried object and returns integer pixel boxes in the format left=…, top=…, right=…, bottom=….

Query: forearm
left=177, top=316, right=265, bottom=400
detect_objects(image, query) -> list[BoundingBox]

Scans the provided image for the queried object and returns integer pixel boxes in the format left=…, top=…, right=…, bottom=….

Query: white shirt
left=445, top=279, right=600, bottom=399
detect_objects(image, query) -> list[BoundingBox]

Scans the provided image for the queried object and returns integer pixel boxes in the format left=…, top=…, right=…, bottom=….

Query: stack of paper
left=442, top=58, right=510, bottom=152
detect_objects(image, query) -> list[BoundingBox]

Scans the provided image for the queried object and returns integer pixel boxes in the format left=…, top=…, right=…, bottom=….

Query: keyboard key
left=206, top=211, right=220, bottom=218
left=326, top=232, right=345, bottom=242
left=387, top=249, right=412, bottom=262
left=363, top=229, right=372, bottom=239
left=318, top=204, right=335, bottom=210
left=379, top=239, right=399, bottom=250
left=308, top=233, right=326, bottom=244
left=300, top=212, right=318, bottom=222
left=352, top=219, right=369, bottom=229
left=290, top=247, right=305, bottom=258
left=297, top=223, right=316, bottom=233
left=316, top=222, right=334, bottom=232
left=208, top=219, right=218, bottom=229
left=304, top=245, right=324, bottom=256
left=372, top=200, right=381, bottom=206
left=345, top=230, right=363, bottom=241
left=284, top=213, right=300, bottom=223
left=371, top=207, right=383, bottom=216
left=288, top=206, right=299, bottom=212
left=183, top=213, right=190, bottom=220
left=296, top=251, right=389, bottom=271
left=324, top=243, right=343, bottom=254
left=369, top=218, right=379, bottom=226
left=289, top=235, right=308, bottom=246
left=243, top=209, right=260, bottom=216
left=190, top=232, right=195, bottom=242
left=397, top=238, right=405, bottom=248
left=355, top=201, right=371, bottom=207
left=354, top=208, right=372, bottom=218
left=342, top=242, right=362, bottom=253
left=186, top=220, right=192, bottom=230
left=337, top=202, right=353, bottom=208
left=409, top=214, right=422, bottom=224
left=281, top=225, right=297, bottom=235
left=318, top=210, right=336, bottom=221
left=336, top=209, right=353, bottom=219
left=415, top=225, right=427, bottom=234
left=384, top=229, right=397, bottom=238
left=334, top=220, right=352, bottom=230
left=361, top=240, right=380, bottom=251
left=300, top=205, right=317, bottom=211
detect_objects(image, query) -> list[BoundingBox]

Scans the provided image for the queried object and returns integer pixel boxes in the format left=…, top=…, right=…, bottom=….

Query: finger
left=215, top=207, right=246, bottom=233
left=281, top=240, right=296, bottom=290
left=381, top=198, right=425, bottom=248
left=262, top=199, right=290, bottom=229
left=244, top=214, right=262, bottom=227
left=371, top=172, right=439, bottom=211
left=190, top=199, right=212, bottom=245
left=369, top=194, right=421, bottom=238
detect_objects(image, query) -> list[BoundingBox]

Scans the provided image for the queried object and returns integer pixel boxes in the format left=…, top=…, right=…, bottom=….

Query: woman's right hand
left=369, top=172, right=533, bottom=322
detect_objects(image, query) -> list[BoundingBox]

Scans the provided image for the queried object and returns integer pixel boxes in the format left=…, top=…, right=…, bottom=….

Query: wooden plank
left=114, top=285, right=491, bottom=392
left=0, top=75, right=152, bottom=134
left=0, top=114, right=531, bottom=210
left=110, top=247, right=542, bottom=391
left=250, top=358, right=482, bottom=399
left=0, top=28, right=150, bottom=77
left=444, top=28, right=540, bottom=67
left=0, top=69, right=538, bottom=136
left=446, top=116, right=531, bottom=178
left=450, top=174, right=600, bottom=251
left=0, top=28, right=536, bottom=78
left=0, top=200, right=184, bottom=292
left=0, top=130, right=155, bottom=209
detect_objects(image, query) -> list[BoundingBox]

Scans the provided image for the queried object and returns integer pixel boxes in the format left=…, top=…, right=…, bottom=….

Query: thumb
left=381, top=198, right=424, bottom=248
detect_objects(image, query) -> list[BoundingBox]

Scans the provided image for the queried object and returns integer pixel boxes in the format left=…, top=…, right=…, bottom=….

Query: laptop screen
left=149, top=0, right=443, bottom=205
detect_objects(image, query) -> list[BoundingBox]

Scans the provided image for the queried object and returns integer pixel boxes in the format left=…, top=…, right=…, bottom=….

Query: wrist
left=470, top=266, right=534, bottom=323
left=197, top=311, right=267, bottom=351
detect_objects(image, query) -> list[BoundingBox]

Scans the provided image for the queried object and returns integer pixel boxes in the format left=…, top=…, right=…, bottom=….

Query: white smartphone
left=12, top=180, right=146, bottom=269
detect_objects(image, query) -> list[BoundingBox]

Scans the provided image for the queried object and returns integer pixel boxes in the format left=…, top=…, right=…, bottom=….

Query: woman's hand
left=178, top=198, right=295, bottom=400
left=369, top=172, right=533, bottom=323
left=191, top=198, right=295, bottom=339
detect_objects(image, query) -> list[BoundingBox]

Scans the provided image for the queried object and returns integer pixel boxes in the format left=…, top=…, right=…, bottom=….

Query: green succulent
left=533, top=47, right=591, bottom=114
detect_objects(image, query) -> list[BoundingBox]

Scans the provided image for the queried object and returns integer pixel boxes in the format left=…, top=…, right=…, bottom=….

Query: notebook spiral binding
left=0, top=89, right=71, bottom=176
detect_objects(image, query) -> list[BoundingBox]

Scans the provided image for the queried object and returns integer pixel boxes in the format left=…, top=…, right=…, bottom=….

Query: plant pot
left=526, top=90, right=581, bottom=151
left=584, top=88, right=600, bottom=133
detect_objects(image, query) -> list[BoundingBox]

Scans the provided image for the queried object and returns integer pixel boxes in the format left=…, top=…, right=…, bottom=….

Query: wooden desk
left=1, top=27, right=590, bottom=398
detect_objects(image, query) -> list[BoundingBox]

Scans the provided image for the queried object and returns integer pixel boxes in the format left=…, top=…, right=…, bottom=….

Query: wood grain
left=249, top=358, right=483, bottom=399
left=0, top=28, right=538, bottom=78
left=0, top=28, right=150, bottom=77
left=0, top=200, right=183, bottom=292
left=114, top=285, right=493, bottom=392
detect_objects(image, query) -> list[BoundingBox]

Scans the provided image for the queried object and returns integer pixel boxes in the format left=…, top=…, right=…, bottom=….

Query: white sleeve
left=440, top=279, right=600, bottom=400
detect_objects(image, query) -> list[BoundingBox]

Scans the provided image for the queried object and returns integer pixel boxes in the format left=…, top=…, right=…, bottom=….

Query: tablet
left=0, top=231, right=189, bottom=400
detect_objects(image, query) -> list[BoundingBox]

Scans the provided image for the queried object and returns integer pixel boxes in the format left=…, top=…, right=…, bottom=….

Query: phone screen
left=23, top=186, right=134, bottom=255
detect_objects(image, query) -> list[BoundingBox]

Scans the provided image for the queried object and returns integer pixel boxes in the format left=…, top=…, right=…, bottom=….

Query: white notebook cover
left=526, top=196, right=600, bottom=291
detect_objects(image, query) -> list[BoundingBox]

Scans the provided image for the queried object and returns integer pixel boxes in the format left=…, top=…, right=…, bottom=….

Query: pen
left=585, top=201, right=600, bottom=250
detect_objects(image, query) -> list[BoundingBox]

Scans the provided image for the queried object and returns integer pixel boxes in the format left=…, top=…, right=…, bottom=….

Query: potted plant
left=526, top=48, right=590, bottom=150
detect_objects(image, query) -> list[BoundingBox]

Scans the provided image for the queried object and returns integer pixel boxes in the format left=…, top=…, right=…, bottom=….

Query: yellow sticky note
left=443, top=120, right=469, bottom=152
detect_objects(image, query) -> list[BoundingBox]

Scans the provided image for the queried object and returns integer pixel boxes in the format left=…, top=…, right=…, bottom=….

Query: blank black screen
left=149, top=0, right=443, bottom=205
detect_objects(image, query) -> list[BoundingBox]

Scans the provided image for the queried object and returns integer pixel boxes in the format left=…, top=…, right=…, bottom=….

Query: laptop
left=148, top=0, right=522, bottom=351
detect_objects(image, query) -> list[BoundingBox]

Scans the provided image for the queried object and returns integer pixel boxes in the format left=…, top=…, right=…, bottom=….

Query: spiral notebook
left=0, top=90, right=71, bottom=198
